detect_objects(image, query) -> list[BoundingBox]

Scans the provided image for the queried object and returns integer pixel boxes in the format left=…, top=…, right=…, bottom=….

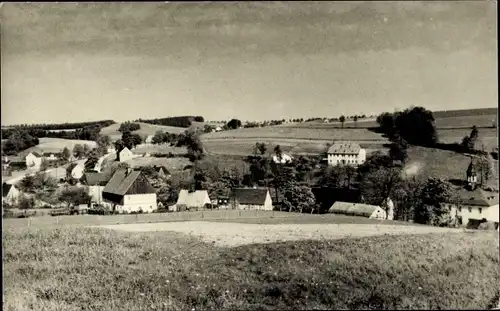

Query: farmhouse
left=272, top=153, right=293, bottom=164
left=25, top=152, right=43, bottom=170
left=328, top=201, right=387, bottom=219
left=102, top=168, right=157, bottom=214
left=2, top=183, right=21, bottom=206
left=80, top=172, right=109, bottom=204
left=175, top=189, right=211, bottom=211
left=231, top=188, right=273, bottom=210
left=327, top=142, right=366, bottom=166
left=118, top=147, right=134, bottom=162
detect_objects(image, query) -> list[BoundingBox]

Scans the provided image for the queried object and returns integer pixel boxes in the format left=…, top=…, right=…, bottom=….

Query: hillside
left=22, top=138, right=97, bottom=155
left=100, top=122, right=188, bottom=141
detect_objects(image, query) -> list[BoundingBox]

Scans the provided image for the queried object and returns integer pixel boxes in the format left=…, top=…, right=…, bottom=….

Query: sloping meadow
left=3, top=226, right=499, bottom=310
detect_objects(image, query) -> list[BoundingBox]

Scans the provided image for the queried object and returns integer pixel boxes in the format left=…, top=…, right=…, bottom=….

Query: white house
left=215, top=126, right=223, bottom=132
left=175, top=189, right=211, bottom=211
left=145, top=135, right=154, bottom=144
left=2, top=183, right=21, bottom=206
left=80, top=172, right=109, bottom=204
left=327, top=142, right=366, bottom=166
left=231, top=188, right=273, bottom=210
left=272, top=153, right=293, bottom=164
left=118, top=147, right=134, bottom=163
left=328, top=201, right=387, bottom=219
left=70, top=163, right=85, bottom=180
left=25, top=152, right=43, bottom=170
left=102, top=168, right=157, bottom=213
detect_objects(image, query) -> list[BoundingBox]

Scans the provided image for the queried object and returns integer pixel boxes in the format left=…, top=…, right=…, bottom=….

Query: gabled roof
left=103, top=169, right=154, bottom=196
left=2, top=183, right=14, bottom=197
left=81, top=172, right=108, bottom=186
left=176, top=189, right=211, bottom=207
left=120, top=147, right=132, bottom=154
left=329, top=201, right=382, bottom=217
left=154, top=165, right=170, bottom=175
left=232, top=188, right=269, bottom=205
left=327, top=142, right=361, bottom=155
left=454, top=187, right=499, bottom=207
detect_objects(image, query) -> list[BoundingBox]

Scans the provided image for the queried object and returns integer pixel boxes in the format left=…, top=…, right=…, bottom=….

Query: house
left=80, top=172, right=109, bottom=204
left=102, top=168, right=157, bottom=213
left=175, top=189, right=211, bottom=211
left=145, top=135, right=154, bottom=144
left=272, top=153, right=293, bottom=164
left=328, top=201, right=387, bottom=219
left=231, top=188, right=273, bottom=210
left=440, top=161, right=499, bottom=230
left=70, top=163, right=85, bottom=180
left=2, top=183, right=21, bottom=206
left=25, top=152, right=43, bottom=170
left=118, top=147, right=134, bottom=162
left=215, top=126, right=223, bottom=132
left=153, top=165, right=170, bottom=178
left=327, top=142, right=366, bottom=166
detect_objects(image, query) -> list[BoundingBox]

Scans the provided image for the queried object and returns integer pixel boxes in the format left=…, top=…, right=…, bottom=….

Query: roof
left=2, top=183, right=13, bottom=197
left=176, top=189, right=211, bottom=207
left=466, top=161, right=476, bottom=175
left=103, top=169, right=154, bottom=196
left=232, top=188, right=269, bottom=205
left=453, top=187, right=499, bottom=207
left=120, top=147, right=132, bottom=154
left=327, top=142, right=361, bottom=155
left=28, top=151, right=42, bottom=157
left=154, top=165, right=170, bottom=175
left=81, top=172, right=108, bottom=186
left=328, top=201, right=382, bottom=217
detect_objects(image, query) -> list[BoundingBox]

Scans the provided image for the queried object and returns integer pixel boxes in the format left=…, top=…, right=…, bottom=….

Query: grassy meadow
left=3, top=226, right=499, bottom=310
left=100, top=122, right=188, bottom=141
left=25, top=138, right=97, bottom=154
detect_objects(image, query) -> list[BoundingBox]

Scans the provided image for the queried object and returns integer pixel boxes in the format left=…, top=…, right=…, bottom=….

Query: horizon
left=1, top=2, right=497, bottom=126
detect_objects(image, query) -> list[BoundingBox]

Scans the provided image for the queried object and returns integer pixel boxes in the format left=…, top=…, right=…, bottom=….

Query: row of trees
left=1, top=120, right=115, bottom=132
left=136, top=116, right=204, bottom=128
left=118, top=122, right=141, bottom=133
left=2, top=130, right=39, bottom=155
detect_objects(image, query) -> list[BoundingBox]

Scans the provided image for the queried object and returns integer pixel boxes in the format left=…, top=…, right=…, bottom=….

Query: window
left=458, top=206, right=462, bottom=212
left=468, top=206, right=472, bottom=213
left=479, top=208, right=482, bottom=214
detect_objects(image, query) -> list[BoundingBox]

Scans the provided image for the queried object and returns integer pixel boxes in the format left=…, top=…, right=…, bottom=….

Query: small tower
left=466, top=159, right=478, bottom=191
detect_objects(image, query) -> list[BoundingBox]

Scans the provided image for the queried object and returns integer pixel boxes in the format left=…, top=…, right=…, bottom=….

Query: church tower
left=466, top=159, right=477, bottom=191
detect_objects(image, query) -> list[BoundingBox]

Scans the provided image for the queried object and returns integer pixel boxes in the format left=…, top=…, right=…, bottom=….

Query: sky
left=1, top=2, right=497, bottom=125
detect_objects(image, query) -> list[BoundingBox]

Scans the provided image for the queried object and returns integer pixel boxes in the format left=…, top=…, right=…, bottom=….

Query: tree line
left=1, top=120, right=115, bottom=134
left=135, top=116, right=204, bottom=128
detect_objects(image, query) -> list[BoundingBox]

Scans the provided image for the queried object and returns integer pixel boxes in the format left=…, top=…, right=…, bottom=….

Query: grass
left=124, top=156, right=191, bottom=171
left=100, top=122, right=194, bottom=141
left=3, top=226, right=499, bottom=310
left=24, top=138, right=97, bottom=154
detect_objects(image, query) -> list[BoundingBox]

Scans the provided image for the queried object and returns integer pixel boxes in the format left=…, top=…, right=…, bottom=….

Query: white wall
left=369, top=207, right=387, bottom=219
left=71, top=165, right=84, bottom=179
left=327, top=149, right=366, bottom=166
left=116, top=193, right=158, bottom=213
left=25, top=154, right=42, bottom=169
left=236, top=192, right=273, bottom=211
left=88, top=186, right=104, bottom=204
left=444, top=203, right=499, bottom=225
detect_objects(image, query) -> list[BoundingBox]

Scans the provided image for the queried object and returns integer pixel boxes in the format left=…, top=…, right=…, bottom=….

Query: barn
left=328, top=201, right=387, bottom=219
left=175, top=189, right=211, bottom=211
left=102, top=168, right=157, bottom=213
left=231, top=188, right=273, bottom=210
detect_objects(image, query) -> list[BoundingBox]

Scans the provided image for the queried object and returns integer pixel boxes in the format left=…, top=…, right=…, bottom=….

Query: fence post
left=28, top=217, right=31, bottom=227
left=56, top=216, right=59, bottom=225
left=202, top=210, right=204, bottom=220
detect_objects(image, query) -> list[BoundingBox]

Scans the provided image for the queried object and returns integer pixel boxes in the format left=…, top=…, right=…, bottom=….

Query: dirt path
left=98, top=221, right=463, bottom=247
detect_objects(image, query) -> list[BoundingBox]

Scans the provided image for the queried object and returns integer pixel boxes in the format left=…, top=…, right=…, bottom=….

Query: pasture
left=123, top=155, right=191, bottom=171
left=25, top=138, right=97, bottom=154
left=100, top=122, right=188, bottom=141
left=3, top=220, right=499, bottom=310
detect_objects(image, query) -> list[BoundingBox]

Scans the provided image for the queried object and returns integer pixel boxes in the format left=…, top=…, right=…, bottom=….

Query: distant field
left=25, top=138, right=97, bottom=154
left=132, top=145, right=187, bottom=155
left=100, top=122, right=188, bottom=140
left=123, top=155, right=191, bottom=171
left=438, top=127, right=498, bottom=151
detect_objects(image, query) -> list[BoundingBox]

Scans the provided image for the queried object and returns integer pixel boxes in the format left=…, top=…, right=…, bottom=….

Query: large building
left=175, top=190, right=212, bottom=211
left=442, top=161, right=499, bottom=229
left=328, top=201, right=388, bottom=219
left=327, top=142, right=366, bottom=166
left=102, top=168, right=157, bottom=213
left=231, top=188, right=273, bottom=210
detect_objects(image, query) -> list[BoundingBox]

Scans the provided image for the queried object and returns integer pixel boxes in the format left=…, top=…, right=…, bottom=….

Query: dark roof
left=29, top=151, right=42, bottom=157
left=232, top=188, right=269, bottom=205
left=453, top=187, right=499, bottom=207
left=327, top=142, right=361, bottom=155
left=81, top=172, right=108, bottom=186
left=2, top=183, right=13, bottom=197
left=103, top=169, right=155, bottom=196
left=466, top=161, right=476, bottom=175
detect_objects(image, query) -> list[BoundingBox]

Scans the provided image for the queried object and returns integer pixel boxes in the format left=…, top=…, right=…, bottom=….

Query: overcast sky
left=1, top=2, right=497, bottom=125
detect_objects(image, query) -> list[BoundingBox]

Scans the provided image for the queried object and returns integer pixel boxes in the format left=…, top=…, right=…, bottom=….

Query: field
left=3, top=221, right=499, bottom=310
left=100, top=122, right=188, bottom=141
left=123, top=156, right=191, bottom=171
left=132, top=145, right=187, bottom=155
left=25, top=138, right=97, bottom=154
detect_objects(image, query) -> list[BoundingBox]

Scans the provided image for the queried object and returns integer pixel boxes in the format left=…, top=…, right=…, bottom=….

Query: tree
left=39, top=158, right=50, bottom=172
left=66, top=163, right=78, bottom=181
left=73, top=144, right=85, bottom=158
left=389, top=136, right=409, bottom=164
left=183, top=130, right=205, bottom=162
left=95, top=134, right=111, bottom=155
left=61, top=147, right=71, bottom=162
left=339, top=115, right=346, bottom=128
left=273, top=166, right=296, bottom=209
left=274, top=145, right=283, bottom=163
left=204, top=124, right=214, bottom=133
left=152, top=130, right=166, bottom=145
left=413, top=178, right=453, bottom=226
left=19, top=175, right=36, bottom=193
left=226, top=119, right=242, bottom=130
left=360, top=166, right=403, bottom=217
left=58, top=187, right=91, bottom=208
left=477, top=156, right=492, bottom=186
left=33, top=172, right=58, bottom=193
left=83, top=144, right=91, bottom=156
left=121, top=130, right=134, bottom=150
left=282, top=185, right=316, bottom=213
left=18, top=195, right=35, bottom=210
left=353, top=115, right=358, bottom=127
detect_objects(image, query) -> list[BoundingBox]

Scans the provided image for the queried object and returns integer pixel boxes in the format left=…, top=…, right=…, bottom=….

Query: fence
left=3, top=209, right=296, bottom=228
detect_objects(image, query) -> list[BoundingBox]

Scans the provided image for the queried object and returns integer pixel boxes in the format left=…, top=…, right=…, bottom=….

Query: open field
left=100, top=122, right=188, bottom=140
left=132, top=145, right=187, bottom=155
left=3, top=225, right=499, bottom=310
left=25, top=138, right=97, bottom=154
left=123, top=156, right=191, bottom=171
left=101, top=221, right=462, bottom=247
